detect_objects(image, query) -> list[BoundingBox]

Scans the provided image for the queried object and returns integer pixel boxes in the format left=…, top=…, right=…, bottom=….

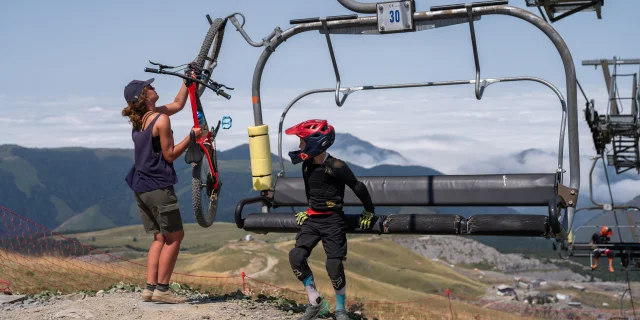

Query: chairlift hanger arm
left=227, top=12, right=284, bottom=50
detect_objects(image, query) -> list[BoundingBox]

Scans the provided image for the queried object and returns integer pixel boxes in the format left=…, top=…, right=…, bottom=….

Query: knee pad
left=289, top=247, right=311, bottom=281
left=593, top=250, right=601, bottom=259
left=326, top=258, right=346, bottom=290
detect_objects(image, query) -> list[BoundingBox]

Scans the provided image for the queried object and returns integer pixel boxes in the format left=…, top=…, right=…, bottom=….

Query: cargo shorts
left=134, top=186, right=184, bottom=235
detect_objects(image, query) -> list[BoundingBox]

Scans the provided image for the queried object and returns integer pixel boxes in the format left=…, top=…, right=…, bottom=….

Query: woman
left=121, top=77, right=202, bottom=303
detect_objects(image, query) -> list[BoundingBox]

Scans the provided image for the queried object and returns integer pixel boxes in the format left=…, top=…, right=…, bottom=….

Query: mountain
left=330, top=133, right=410, bottom=167
left=0, top=133, right=523, bottom=234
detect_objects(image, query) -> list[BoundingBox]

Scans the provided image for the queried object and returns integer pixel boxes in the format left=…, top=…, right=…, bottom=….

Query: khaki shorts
left=134, top=186, right=184, bottom=235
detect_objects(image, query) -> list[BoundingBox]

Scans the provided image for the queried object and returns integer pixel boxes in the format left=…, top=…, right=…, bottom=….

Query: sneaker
left=151, top=289, right=187, bottom=304
left=297, top=298, right=330, bottom=320
left=335, top=310, right=350, bottom=320
left=141, top=288, right=154, bottom=302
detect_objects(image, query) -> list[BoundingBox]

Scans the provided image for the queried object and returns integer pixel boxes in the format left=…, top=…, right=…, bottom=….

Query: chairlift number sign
left=377, top=1, right=415, bottom=34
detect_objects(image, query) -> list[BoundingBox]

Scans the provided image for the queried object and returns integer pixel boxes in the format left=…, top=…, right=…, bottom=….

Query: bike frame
left=187, top=82, right=220, bottom=191
left=144, top=66, right=230, bottom=193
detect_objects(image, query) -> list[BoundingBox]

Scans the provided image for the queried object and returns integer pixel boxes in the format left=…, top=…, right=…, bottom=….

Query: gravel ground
left=0, top=291, right=305, bottom=320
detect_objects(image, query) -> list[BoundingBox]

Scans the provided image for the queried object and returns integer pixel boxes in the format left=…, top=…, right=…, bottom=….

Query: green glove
left=296, top=211, right=309, bottom=225
left=359, top=210, right=375, bottom=229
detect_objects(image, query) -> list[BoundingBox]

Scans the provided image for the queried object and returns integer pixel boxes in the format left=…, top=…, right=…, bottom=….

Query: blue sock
left=335, top=287, right=346, bottom=311
left=303, top=275, right=321, bottom=306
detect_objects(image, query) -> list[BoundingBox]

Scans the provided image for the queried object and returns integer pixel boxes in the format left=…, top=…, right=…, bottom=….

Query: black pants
left=288, top=212, right=347, bottom=291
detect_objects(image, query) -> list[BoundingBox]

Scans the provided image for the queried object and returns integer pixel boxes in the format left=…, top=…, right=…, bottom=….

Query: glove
left=359, top=210, right=375, bottom=229
left=296, top=211, right=309, bottom=226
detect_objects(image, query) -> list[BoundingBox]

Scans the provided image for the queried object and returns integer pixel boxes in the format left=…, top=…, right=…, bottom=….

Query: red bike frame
left=187, top=83, right=220, bottom=191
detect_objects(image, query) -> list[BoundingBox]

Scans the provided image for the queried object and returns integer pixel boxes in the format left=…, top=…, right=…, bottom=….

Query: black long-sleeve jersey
left=591, top=233, right=610, bottom=244
left=302, top=154, right=375, bottom=213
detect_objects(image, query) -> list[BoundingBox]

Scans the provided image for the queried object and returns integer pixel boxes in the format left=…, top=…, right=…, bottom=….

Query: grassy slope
left=63, top=223, right=486, bottom=303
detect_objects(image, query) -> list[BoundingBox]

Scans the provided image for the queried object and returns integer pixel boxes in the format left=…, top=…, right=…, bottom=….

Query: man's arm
left=156, top=83, right=189, bottom=116
left=332, top=160, right=375, bottom=213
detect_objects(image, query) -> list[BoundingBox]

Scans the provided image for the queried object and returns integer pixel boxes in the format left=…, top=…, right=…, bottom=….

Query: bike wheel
left=197, top=18, right=227, bottom=97
left=191, top=142, right=220, bottom=228
left=194, top=17, right=226, bottom=71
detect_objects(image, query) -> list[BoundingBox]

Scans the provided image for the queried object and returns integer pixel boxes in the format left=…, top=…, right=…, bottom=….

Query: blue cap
left=124, top=78, right=154, bottom=103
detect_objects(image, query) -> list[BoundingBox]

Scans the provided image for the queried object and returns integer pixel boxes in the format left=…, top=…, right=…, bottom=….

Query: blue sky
left=1, top=0, right=640, bottom=203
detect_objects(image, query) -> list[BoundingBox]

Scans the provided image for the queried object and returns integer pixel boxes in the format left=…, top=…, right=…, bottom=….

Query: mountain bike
left=144, top=15, right=233, bottom=228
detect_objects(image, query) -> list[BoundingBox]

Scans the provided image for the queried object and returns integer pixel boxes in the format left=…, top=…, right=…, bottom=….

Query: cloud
left=0, top=84, right=636, bottom=202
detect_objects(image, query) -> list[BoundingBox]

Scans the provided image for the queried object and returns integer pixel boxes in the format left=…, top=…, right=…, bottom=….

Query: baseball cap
left=124, top=78, right=154, bottom=102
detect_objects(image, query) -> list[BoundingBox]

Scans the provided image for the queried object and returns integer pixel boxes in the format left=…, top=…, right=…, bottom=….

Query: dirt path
left=247, top=256, right=278, bottom=278
left=0, top=292, right=300, bottom=320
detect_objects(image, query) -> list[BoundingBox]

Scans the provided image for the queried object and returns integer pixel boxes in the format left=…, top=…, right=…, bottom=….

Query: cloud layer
left=0, top=83, right=636, bottom=202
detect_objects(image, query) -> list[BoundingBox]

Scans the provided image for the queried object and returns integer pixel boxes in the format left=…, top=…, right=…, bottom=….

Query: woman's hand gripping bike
left=144, top=15, right=233, bottom=228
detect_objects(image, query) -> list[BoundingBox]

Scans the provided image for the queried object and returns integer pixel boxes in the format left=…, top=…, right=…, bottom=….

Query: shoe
left=141, top=288, right=154, bottom=302
left=335, top=309, right=350, bottom=320
left=151, top=289, right=187, bottom=304
left=297, top=298, right=330, bottom=320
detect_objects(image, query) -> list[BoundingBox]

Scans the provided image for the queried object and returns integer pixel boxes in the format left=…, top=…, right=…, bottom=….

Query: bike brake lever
left=148, top=60, right=175, bottom=69
left=207, top=79, right=234, bottom=91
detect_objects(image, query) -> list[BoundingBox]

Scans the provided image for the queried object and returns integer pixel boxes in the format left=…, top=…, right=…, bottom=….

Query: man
left=285, top=119, right=376, bottom=320
left=590, top=226, right=615, bottom=272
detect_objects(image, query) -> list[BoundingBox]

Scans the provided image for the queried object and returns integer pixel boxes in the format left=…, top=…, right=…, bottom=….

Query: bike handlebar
left=144, top=67, right=231, bottom=100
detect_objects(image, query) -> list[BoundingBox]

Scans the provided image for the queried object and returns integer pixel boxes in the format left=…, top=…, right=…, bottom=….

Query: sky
left=1, top=0, right=640, bottom=204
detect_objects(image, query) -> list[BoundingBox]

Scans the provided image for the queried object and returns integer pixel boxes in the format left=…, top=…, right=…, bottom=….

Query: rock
left=53, top=308, right=95, bottom=319
left=201, top=316, right=210, bottom=319
left=65, top=293, right=86, bottom=301
left=0, top=294, right=26, bottom=305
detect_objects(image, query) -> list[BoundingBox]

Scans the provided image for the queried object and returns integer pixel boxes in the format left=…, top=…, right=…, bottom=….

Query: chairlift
left=229, top=0, right=581, bottom=245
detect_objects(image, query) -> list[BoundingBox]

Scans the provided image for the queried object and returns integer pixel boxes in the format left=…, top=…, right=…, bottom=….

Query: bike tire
left=191, top=143, right=220, bottom=228
left=198, top=19, right=227, bottom=97
left=194, top=17, right=226, bottom=72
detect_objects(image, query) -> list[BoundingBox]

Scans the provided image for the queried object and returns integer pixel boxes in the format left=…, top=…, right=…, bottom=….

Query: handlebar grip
left=144, top=67, right=160, bottom=73
left=219, top=91, right=231, bottom=100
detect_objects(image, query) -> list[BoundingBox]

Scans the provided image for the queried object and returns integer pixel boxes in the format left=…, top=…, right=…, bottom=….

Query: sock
left=302, top=275, right=321, bottom=306
left=156, top=283, right=169, bottom=292
left=146, top=283, right=156, bottom=291
left=335, top=287, right=346, bottom=311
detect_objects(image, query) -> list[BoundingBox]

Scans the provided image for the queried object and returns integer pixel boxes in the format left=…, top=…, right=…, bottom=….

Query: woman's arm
left=156, top=114, right=201, bottom=163
left=156, top=83, right=189, bottom=116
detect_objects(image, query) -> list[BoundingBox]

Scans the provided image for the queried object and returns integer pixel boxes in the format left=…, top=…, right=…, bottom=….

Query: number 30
left=389, top=10, right=400, bottom=23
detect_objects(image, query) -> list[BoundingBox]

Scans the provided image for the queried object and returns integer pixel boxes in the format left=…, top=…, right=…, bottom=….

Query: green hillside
left=0, top=142, right=522, bottom=234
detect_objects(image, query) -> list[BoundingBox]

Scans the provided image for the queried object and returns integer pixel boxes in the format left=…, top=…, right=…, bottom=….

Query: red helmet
left=601, top=226, right=612, bottom=237
left=285, top=119, right=335, bottom=164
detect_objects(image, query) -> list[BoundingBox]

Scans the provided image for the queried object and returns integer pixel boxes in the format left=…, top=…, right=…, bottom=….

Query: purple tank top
left=125, top=114, right=178, bottom=193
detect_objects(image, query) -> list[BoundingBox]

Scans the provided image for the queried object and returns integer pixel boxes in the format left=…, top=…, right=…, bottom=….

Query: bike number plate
left=377, top=1, right=415, bottom=34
